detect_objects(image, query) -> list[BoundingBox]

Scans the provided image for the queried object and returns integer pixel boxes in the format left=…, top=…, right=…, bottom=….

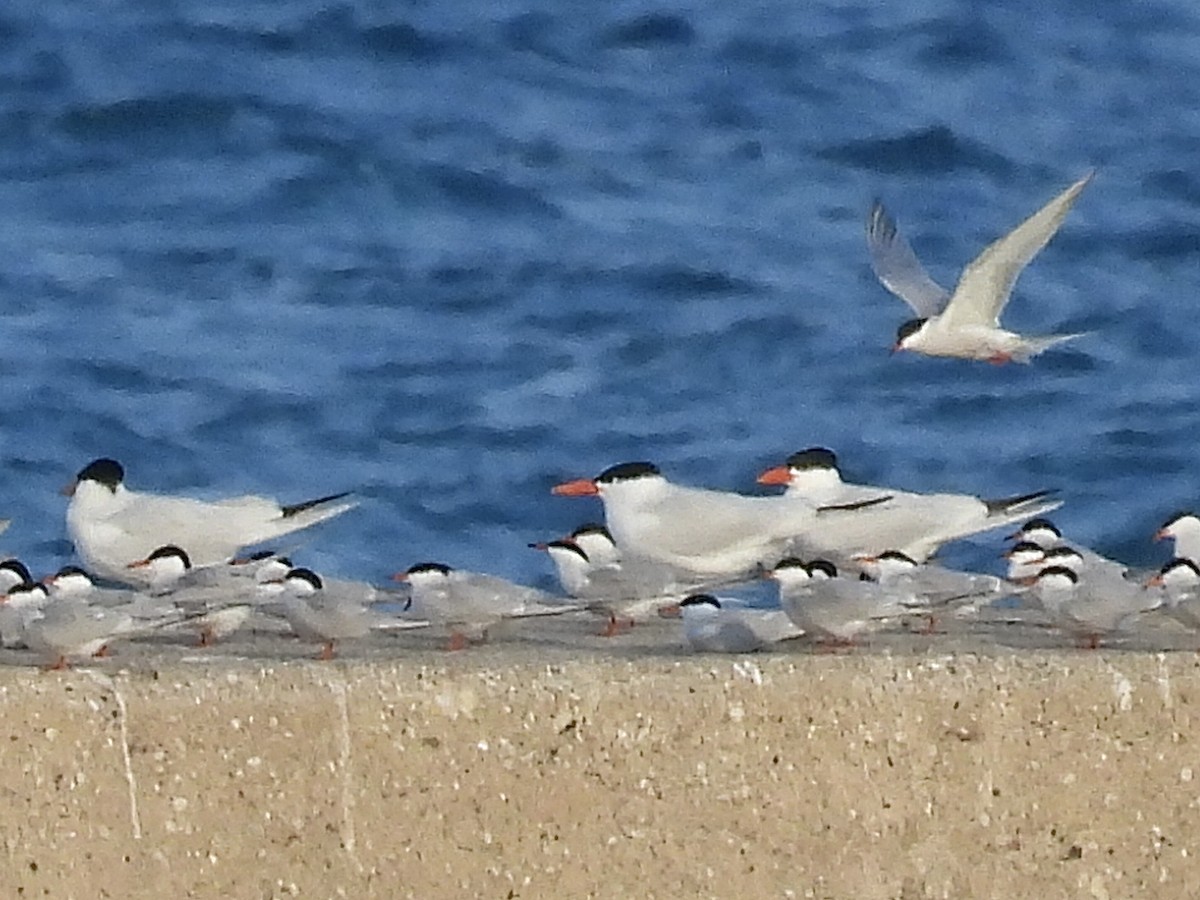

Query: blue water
left=0, top=0, right=1197, bottom=590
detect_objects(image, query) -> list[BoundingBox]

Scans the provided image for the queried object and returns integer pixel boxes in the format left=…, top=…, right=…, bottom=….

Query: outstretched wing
left=941, top=171, right=1094, bottom=329
left=866, top=200, right=952, bottom=317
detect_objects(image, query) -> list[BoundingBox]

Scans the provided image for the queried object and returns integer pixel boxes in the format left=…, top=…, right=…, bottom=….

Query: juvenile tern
left=64, top=458, right=358, bottom=585
left=757, top=447, right=1060, bottom=561
left=869, top=172, right=1092, bottom=363
left=677, top=594, right=803, bottom=653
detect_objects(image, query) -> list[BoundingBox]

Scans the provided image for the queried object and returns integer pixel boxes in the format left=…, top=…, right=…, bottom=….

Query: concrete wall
left=0, top=653, right=1197, bottom=898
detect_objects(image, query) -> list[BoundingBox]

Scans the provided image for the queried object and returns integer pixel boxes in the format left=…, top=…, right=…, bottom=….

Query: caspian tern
left=552, top=461, right=890, bottom=580
left=64, top=458, right=358, bottom=585
left=1155, top=513, right=1200, bottom=563
left=756, top=448, right=1061, bottom=561
left=869, top=172, right=1092, bottom=363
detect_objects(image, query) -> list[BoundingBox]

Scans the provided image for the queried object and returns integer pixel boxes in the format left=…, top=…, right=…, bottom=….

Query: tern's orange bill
left=755, top=466, right=791, bottom=486
left=1153, top=529, right=1168, bottom=542
left=59, top=479, right=78, bottom=497
left=391, top=572, right=408, bottom=583
left=552, top=479, right=599, bottom=497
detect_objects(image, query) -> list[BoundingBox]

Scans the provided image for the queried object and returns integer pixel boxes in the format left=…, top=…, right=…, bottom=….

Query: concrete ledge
left=1, top=652, right=1198, bottom=898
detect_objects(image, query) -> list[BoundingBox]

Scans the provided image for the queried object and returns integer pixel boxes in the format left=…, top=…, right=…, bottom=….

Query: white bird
left=529, top=539, right=675, bottom=633
left=1155, top=513, right=1200, bottom=563
left=677, top=594, right=803, bottom=653
left=1027, top=564, right=1161, bottom=648
left=123, top=545, right=280, bottom=645
left=854, top=550, right=1009, bottom=617
left=552, top=461, right=889, bottom=581
left=0, top=559, right=34, bottom=594
left=63, top=458, right=358, bottom=585
left=1003, top=541, right=1050, bottom=582
left=395, top=562, right=584, bottom=650
left=23, top=595, right=181, bottom=670
left=1008, top=519, right=1128, bottom=581
left=756, top=447, right=1061, bottom=561
left=43, top=564, right=176, bottom=622
left=869, top=172, right=1092, bottom=363
left=1, top=581, right=49, bottom=649
left=766, top=558, right=908, bottom=646
left=267, top=567, right=426, bottom=660
left=1145, top=558, right=1200, bottom=632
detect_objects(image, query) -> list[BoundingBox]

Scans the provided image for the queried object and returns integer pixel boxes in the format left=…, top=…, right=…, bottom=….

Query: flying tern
left=868, top=172, right=1092, bottom=363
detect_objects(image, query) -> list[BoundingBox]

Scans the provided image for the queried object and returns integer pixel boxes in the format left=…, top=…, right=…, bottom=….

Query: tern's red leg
left=197, top=629, right=214, bottom=648
left=447, top=632, right=468, bottom=652
left=317, top=641, right=336, bottom=661
left=92, top=644, right=110, bottom=659
left=988, top=352, right=1013, bottom=365
left=41, top=656, right=69, bottom=672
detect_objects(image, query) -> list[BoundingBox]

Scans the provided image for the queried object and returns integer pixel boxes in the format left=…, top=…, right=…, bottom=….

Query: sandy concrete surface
left=1, top=647, right=1199, bottom=899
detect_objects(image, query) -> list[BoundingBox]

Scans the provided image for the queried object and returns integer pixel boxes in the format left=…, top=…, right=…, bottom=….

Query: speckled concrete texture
left=1, top=652, right=1198, bottom=899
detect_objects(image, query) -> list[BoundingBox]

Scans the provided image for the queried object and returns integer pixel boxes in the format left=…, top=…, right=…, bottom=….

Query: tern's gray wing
left=866, top=200, right=951, bottom=317
left=941, top=172, right=1093, bottom=330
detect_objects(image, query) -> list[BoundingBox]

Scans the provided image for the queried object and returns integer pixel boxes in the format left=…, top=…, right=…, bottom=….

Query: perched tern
left=1027, top=564, right=1161, bottom=648
left=1147, top=558, right=1200, bottom=631
left=268, top=567, right=426, bottom=660
left=1004, top=541, right=1049, bottom=582
left=1008, top=519, right=1128, bottom=580
left=757, top=447, right=1061, bottom=561
left=677, top=594, right=803, bottom=653
left=124, top=545, right=292, bottom=645
left=1155, top=513, right=1200, bottom=563
left=1, top=581, right=49, bottom=649
left=63, top=458, right=358, bottom=585
left=0, top=559, right=34, bottom=594
left=869, top=172, right=1092, bottom=363
left=855, top=550, right=1008, bottom=617
left=552, top=461, right=889, bottom=580
left=767, top=558, right=908, bottom=646
left=395, top=562, right=584, bottom=650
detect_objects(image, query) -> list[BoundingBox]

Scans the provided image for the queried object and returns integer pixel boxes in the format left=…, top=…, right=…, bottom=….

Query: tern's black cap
left=76, top=458, right=125, bottom=491
left=784, top=448, right=839, bottom=471
left=595, top=462, right=660, bottom=484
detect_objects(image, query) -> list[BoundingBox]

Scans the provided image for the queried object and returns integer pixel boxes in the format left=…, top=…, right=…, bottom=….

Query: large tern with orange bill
left=756, top=447, right=1060, bottom=561
left=552, top=461, right=891, bottom=579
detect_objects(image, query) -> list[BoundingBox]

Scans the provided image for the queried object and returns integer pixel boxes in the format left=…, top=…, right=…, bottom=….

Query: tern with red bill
left=1155, top=513, right=1200, bottom=563
left=553, top=461, right=890, bottom=580
left=756, top=447, right=1060, bottom=561
left=869, top=172, right=1092, bottom=363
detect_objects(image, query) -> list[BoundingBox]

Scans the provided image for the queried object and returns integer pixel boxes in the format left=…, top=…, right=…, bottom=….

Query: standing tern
left=1146, top=558, right=1200, bottom=632
left=267, top=567, right=427, bottom=660
left=756, top=447, right=1060, bottom=561
left=64, top=458, right=358, bottom=585
left=552, top=461, right=890, bottom=581
left=1155, top=513, right=1200, bottom=563
left=1008, top=518, right=1129, bottom=580
left=677, top=594, right=803, bottom=653
left=395, top=562, right=584, bottom=650
left=767, top=558, right=908, bottom=646
left=1027, top=564, right=1161, bottom=648
left=869, top=172, right=1092, bottom=363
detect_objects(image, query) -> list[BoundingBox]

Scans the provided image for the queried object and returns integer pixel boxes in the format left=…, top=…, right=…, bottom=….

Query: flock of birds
left=0, top=445, right=1196, bottom=667
left=2, top=172, right=1197, bottom=666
